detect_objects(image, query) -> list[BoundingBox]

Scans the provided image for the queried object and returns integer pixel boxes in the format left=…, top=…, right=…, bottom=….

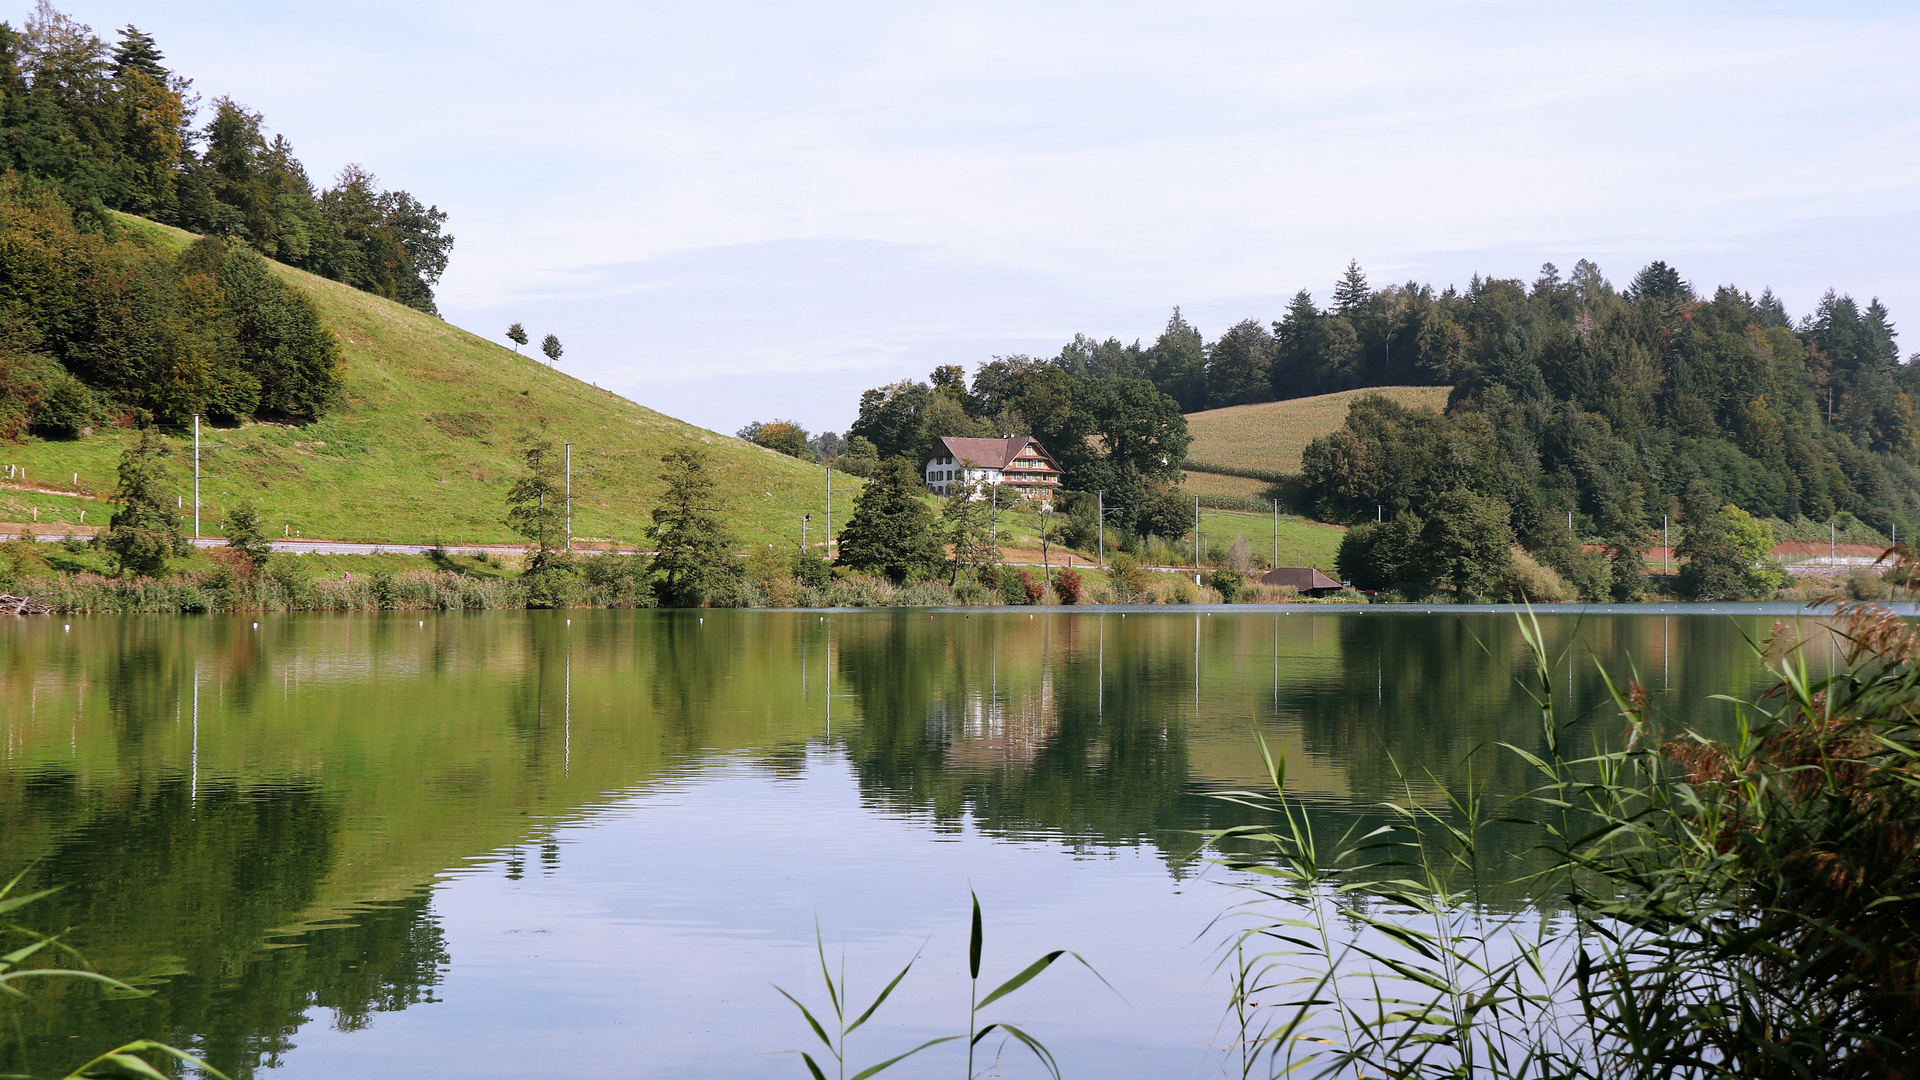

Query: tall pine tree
left=836, top=457, right=943, bottom=583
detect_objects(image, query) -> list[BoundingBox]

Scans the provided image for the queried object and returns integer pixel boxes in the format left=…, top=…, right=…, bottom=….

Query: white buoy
left=252, top=622, right=258, bottom=629
left=63, top=624, right=70, bottom=632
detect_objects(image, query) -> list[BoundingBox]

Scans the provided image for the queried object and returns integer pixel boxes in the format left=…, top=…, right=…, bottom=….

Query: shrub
left=1501, top=546, right=1571, bottom=602
left=1206, top=567, right=1243, bottom=602
left=1054, top=566, right=1083, bottom=604
left=794, top=549, right=832, bottom=588
left=1017, top=569, right=1044, bottom=605
left=1107, top=554, right=1151, bottom=601
left=998, top=566, right=1029, bottom=605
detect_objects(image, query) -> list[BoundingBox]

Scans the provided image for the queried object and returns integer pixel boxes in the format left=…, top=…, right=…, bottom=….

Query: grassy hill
left=0, top=215, right=851, bottom=548
left=1184, top=386, right=1451, bottom=477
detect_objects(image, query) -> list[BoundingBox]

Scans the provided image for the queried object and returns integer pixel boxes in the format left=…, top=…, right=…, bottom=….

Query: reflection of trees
left=505, top=612, right=572, bottom=770
left=0, top=774, right=447, bottom=1080
left=645, top=611, right=733, bottom=753
left=835, top=615, right=1254, bottom=855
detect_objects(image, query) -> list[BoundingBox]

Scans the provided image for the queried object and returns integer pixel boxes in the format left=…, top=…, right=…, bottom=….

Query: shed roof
left=1259, top=567, right=1342, bottom=590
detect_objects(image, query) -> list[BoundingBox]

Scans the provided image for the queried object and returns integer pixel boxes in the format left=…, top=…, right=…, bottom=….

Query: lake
left=0, top=605, right=1847, bottom=1078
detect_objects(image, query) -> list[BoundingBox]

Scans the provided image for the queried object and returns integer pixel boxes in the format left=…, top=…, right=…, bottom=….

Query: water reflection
left=0, top=608, right=1835, bottom=1078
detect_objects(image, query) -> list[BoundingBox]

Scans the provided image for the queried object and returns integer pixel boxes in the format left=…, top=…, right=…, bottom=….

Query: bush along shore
left=7, top=428, right=1888, bottom=615
left=0, top=549, right=1356, bottom=615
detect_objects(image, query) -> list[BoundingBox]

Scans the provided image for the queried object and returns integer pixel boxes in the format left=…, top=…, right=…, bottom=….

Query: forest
left=0, top=4, right=451, bottom=315
left=737, top=256, right=1920, bottom=596
left=0, top=173, right=341, bottom=433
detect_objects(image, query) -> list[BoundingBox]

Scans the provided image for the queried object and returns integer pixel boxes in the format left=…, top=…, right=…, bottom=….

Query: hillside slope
left=1185, top=386, right=1451, bottom=477
left=0, top=215, right=849, bottom=548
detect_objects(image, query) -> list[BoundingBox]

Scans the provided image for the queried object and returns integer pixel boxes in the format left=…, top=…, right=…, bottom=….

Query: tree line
left=742, top=348, right=1195, bottom=544
left=1, top=4, right=452, bottom=314
left=1296, top=261, right=1917, bottom=599
left=0, top=173, right=342, bottom=436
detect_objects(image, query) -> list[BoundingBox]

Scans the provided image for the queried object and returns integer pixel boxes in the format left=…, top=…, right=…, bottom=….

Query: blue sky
left=42, top=1, right=1920, bottom=433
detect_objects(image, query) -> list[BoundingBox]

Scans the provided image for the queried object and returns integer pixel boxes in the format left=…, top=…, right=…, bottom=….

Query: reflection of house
left=922, top=436, right=1063, bottom=504
left=947, top=673, right=1059, bottom=770
left=1260, top=567, right=1342, bottom=595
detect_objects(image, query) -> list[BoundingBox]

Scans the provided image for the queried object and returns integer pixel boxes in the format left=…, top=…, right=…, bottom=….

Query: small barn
left=1260, top=567, right=1342, bottom=595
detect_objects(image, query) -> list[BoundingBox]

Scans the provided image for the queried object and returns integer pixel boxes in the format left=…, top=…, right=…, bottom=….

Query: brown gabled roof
left=928, top=436, right=1058, bottom=472
left=1260, top=567, right=1341, bottom=590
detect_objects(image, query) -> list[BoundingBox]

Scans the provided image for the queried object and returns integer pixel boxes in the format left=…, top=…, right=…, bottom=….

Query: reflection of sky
left=278, top=755, right=1233, bottom=1079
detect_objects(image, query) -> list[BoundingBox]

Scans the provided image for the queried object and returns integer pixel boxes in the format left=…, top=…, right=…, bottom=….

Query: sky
left=40, top=0, right=1920, bottom=434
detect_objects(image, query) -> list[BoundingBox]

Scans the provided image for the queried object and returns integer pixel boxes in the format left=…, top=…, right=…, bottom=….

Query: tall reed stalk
left=1, top=870, right=232, bottom=1080
left=1202, top=581, right=1920, bottom=1080
left=775, top=892, right=1104, bottom=1079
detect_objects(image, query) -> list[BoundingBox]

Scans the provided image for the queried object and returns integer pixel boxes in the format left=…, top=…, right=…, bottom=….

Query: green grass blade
left=973, top=1022, right=1062, bottom=1080
left=969, top=892, right=983, bottom=981
left=58, top=1041, right=231, bottom=1080
left=0, top=888, right=59, bottom=919
left=846, top=954, right=918, bottom=1035
left=846, top=1035, right=959, bottom=1080
left=974, top=950, right=1064, bottom=1011
left=773, top=986, right=836, bottom=1050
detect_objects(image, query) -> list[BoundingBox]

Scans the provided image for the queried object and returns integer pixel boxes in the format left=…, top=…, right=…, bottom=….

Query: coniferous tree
left=506, top=323, right=527, bottom=352
left=1332, top=260, right=1371, bottom=317
left=540, top=334, right=563, bottom=365
left=1146, top=307, right=1207, bottom=412
left=505, top=433, right=574, bottom=606
left=650, top=446, right=742, bottom=606
left=102, top=427, right=188, bottom=578
left=836, top=457, right=943, bottom=583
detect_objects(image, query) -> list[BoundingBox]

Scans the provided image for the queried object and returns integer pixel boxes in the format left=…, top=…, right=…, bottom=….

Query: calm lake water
left=0, top=606, right=1847, bottom=1078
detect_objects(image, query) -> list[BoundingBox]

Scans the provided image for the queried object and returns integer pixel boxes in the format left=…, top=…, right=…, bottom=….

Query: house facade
left=922, top=435, right=1063, bottom=505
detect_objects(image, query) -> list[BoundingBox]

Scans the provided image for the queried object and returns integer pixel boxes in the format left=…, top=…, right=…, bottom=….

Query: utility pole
left=990, top=485, right=997, bottom=552
left=1097, top=490, right=1104, bottom=570
left=1041, top=506, right=1051, bottom=578
left=193, top=414, right=201, bottom=539
left=824, top=466, right=832, bottom=558
left=1272, top=499, right=1279, bottom=569
left=1193, top=495, right=1201, bottom=574
left=564, top=442, right=572, bottom=552
left=1663, top=515, right=1669, bottom=575
left=802, top=513, right=809, bottom=553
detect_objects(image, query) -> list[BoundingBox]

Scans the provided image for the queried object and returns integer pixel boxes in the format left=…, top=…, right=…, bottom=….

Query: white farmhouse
left=922, top=436, right=1063, bottom=505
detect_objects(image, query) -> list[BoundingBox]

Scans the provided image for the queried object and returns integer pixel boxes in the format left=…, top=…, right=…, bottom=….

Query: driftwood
left=0, top=594, right=51, bottom=616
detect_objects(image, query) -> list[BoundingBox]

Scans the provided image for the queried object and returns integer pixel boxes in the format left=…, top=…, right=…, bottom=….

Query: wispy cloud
left=55, top=0, right=1920, bottom=429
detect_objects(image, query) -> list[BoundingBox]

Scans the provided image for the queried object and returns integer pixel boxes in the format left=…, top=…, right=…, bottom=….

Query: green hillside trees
left=0, top=7, right=451, bottom=312
left=0, top=178, right=340, bottom=427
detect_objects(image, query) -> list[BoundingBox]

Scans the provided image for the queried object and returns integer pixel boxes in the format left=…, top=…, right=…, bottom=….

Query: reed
left=1, top=871, right=232, bottom=1080
left=775, top=893, right=1103, bottom=1079
left=1201, top=578, right=1920, bottom=1079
